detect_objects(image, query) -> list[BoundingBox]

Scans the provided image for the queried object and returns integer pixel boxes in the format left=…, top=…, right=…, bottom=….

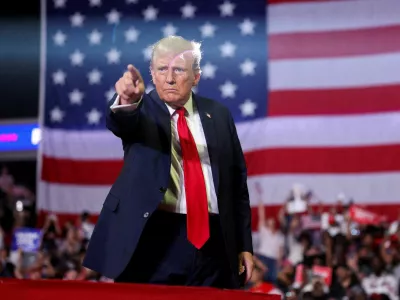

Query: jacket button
left=143, top=212, right=149, bottom=218
left=159, top=187, right=167, bottom=193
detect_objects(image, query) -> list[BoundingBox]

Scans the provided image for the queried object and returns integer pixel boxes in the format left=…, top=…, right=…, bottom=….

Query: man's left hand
left=238, top=251, right=254, bottom=283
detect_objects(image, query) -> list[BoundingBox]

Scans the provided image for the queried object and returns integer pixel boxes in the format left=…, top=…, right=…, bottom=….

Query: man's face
left=151, top=52, right=200, bottom=107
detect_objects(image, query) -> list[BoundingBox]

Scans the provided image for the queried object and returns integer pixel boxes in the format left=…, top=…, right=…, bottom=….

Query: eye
left=174, top=68, right=184, bottom=73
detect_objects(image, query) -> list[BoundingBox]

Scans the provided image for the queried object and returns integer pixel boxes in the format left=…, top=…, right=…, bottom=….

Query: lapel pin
left=206, top=113, right=211, bottom=118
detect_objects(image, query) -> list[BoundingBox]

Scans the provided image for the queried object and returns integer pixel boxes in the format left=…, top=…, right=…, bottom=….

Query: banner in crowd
left=294, top=264, right=333, bottom=287
left=312, top=265, right=333, bottom=286
left=11, top=227, right=43, bottom=253
left=301, top=215, right=321, bottom=230
left=349, top=205, right=386, bottom=225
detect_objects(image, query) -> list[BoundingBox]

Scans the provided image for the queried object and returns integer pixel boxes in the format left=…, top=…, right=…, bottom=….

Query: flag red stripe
left=41, top=156, right=122, bottom=185
left=245, top=145, right=400, bottom=175
left=42, top=145, right=400, bottom=184
left=269, top=25, right=400, bottom=59
left=268, top=84, right=400, bottom=116
left=37, top=203, right=400, bottom=231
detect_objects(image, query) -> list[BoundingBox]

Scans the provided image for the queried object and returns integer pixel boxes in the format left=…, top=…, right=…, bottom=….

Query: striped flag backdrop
left=38, top=0, right=400, bottom=229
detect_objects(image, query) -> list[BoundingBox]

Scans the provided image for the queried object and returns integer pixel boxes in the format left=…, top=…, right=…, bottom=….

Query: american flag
left=38, top=0, right=400, bottom=229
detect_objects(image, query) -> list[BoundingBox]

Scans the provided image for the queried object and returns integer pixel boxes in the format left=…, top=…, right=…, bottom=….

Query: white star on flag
left=219, top=81, right=237, bottom=98
left=199, top=22, right=217, bottom=38
left=87, top=69, right=102, bottom=85
left=162, top=23, right=178, bottom=37
left=86, top=108, right=102, bottom=125
left=88, top=29, right=102, bottom=45
left=181, top=3, right=196, bottom=18
left=239, top=99, right=257, bottom=117
left=106, top=48, right=122, bottom=64
left=126, top=0, right=139, bottom=3
left=143, top=6, right=158, bottom=21
left=50, top=107, right=65, bottom=123
left=52, top=70, right=67, bottom=85
left=125, top=27, right=140, bottom=43
left=54, top=0, right=66, bottom=9
left=239, top=19, right=256, bottom=35
left=53, top=30, right=67, bottom=46
left=89, top=0, right=102, bottom=7
left=70, top=12, right=85, bottom=27
left=202, top=62, right=217, bottom=79
left=70, top=50, right=85, bottom=66
left=106, top=9, right=121, bottom=24
left=219, top=41, right=236, bottom=58
left=219, top=1, right=235, bottom=17
left=240, top=59, right=256, bottom=76
left=69, top=89, right=84, bottom=105
left=105, top=88, right=116, bottom=101
left=143, top=46, right=153, bottom=61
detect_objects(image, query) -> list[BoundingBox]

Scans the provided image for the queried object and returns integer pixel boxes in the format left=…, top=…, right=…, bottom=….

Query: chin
left=162, top=93, right=182, bottom=104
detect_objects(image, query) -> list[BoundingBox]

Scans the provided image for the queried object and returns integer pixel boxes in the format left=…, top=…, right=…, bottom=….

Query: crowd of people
left=249, top=187, right=400, bottom=300
left=1, top=165, right=400, bottom=299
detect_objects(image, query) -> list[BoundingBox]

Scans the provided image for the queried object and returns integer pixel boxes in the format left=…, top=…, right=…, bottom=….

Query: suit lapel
left=193, top=94, right=220, bottom=194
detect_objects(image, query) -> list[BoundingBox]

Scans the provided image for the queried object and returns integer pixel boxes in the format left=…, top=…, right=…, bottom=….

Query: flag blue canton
left=44, top=0, right=267, bottom=130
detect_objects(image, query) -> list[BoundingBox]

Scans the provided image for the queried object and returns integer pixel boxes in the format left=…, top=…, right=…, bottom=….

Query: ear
left=193, top=72, right=201, bottom=86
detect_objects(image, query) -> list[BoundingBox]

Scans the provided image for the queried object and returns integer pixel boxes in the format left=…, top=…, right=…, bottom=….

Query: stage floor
left=0, top=279, right=280, bottom=300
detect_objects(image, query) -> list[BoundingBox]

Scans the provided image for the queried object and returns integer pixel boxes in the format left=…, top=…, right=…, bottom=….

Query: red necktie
left=176, top=107, right=209, bottom=249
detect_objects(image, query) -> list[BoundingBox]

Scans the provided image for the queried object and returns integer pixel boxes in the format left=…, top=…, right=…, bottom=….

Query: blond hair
left=150, top=35, right=202, bottom=74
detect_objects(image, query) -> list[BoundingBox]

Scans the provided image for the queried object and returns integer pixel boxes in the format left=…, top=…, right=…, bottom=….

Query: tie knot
left=176, top=107, right=186, bottom=117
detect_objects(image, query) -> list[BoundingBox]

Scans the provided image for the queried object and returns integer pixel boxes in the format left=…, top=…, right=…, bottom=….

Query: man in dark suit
left=83, top=36, right=254, bottom=289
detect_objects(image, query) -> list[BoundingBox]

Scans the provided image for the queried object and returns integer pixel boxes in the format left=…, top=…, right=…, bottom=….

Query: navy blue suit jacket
left=83, top=90, right=253, bottom=284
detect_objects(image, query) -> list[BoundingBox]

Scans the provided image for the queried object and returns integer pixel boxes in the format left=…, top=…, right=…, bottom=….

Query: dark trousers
left=257, top=254, right=278, bottom=284
left=115, top=210, right=237, bottom=289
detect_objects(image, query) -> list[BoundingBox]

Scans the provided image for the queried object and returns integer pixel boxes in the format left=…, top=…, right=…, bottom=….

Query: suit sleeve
left=228, top=112, right=253, bottom=254
left=106, top=93, right=142, bottom=141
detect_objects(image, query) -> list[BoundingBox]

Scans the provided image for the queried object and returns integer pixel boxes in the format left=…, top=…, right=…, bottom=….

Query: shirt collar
left=165, top=93, right=194, bottom=116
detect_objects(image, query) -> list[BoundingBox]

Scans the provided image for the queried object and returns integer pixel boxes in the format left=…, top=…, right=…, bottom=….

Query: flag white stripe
left=41, top=128, right=124, bottom=159
left=41, top=112, right=400, bottom=159
left=268, top=0, right=400, bottom=34
left=38, top=171, right=400, bottom=214
left=269, top=52, right=400, bottom=90
left=238, top=112, right=400, bottom=152
left=37, top=181, right=109, bottom=213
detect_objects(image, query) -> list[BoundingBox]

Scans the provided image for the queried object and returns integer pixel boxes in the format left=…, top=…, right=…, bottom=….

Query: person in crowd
left=329, top=264, right=365, bottom=299
left=0, top=247, right=16, bottom=278
left=301, top=276, right=330, bottom=300
left=247, top=256, right=283, bottom=297
left=0, top=165, right=14, bottom=195
left=76, top=211, right=95, bottom=241
left=362, top=256, right=398, bottom=300
left=255, top=200, right=284, bottom=284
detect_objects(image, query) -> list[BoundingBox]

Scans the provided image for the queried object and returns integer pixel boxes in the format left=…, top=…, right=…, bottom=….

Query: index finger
left=127, top=64, right=141, bottom=80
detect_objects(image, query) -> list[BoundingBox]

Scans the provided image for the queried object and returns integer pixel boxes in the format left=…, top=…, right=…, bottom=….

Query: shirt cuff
left=110, top=95, right=142, bottom=112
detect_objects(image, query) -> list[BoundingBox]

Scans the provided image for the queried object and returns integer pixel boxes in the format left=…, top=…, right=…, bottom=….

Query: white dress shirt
left=111, top=94, right=219, bottom=214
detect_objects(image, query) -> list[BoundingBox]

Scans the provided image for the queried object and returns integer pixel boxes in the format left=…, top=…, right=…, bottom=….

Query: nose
left=166, top=69, right=175, bottom=85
